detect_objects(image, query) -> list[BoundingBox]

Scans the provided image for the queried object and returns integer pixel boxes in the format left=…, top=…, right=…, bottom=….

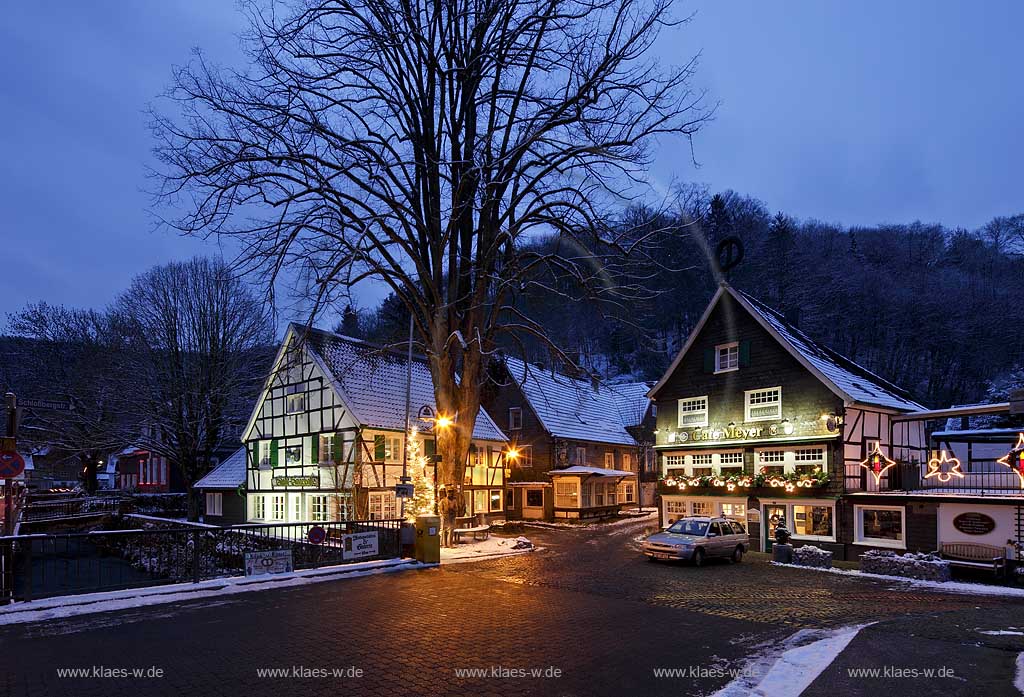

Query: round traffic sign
left=307, top=525, right=327, bottom=545
left=0, top=450, right=25, bottom=479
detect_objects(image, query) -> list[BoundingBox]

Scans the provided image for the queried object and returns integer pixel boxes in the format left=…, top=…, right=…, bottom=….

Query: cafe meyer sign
left=952, top=512, right=996, bottom=536
left=674, top=419, right=827, bottom=444
left=272, top=475, right=320, bottom=487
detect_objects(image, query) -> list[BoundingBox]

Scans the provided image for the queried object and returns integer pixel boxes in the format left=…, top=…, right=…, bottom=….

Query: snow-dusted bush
left=511, top=536, right=533, bottom=550
left=860, top=549, right=951, bottom=582
left=791, top=544, right=833, bottom=568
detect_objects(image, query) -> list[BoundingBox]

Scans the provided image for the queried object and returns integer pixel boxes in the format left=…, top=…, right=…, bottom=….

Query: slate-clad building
left=483, top=357, right=654, bottom=520
left=650, top=283, right=929, bottom=559
left=195, top=447, right=248, bottom=525
left=241, top=325, right=509, bottom=523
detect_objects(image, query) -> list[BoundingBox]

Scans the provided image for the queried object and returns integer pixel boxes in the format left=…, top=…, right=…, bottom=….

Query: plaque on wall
left=952, top=512, right=996, bottom=536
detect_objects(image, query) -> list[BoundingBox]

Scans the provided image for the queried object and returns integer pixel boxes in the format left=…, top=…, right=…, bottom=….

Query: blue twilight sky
left=1, top=1, right=1021, bottom=321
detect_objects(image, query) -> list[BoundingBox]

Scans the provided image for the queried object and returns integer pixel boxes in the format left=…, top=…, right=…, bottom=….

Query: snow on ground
left=0, top=557, right=429, bottom=626
left=773, top=561, right=1024, bottom=599
left=713, top=624, right=871, bottom=697
left=979, top=629, right=1024, bottom=636
left=441, top=536, right=541, bottom=564
left=1015, top=653, right=1024, bottom=695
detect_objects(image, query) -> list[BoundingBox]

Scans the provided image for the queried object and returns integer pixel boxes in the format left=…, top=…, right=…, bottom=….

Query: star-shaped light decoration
left=996, top=433, right=1024, bottom=489
left=924, top=450, right=965, bottom=483
left=858, top=442, right=897, bottom=485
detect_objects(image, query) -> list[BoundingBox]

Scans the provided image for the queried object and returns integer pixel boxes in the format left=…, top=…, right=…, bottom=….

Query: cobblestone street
left=3, top=518, right=1024, bottom=696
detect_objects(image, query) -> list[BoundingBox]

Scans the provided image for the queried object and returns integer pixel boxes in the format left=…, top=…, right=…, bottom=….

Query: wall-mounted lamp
left=781, top=418, right=794, bottom=435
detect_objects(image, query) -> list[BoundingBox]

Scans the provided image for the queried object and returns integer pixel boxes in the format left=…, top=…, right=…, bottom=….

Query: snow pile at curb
left=772, top=560, right=1024, bottom=598
left=441, top=536, right=543, bottom=564
left=0, top=558, right=430, bottom=626
left=791, top=545, right=833, bottom=569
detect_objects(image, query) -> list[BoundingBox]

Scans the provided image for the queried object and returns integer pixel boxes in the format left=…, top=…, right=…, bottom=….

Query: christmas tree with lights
left=404, top=428, right=436, bottom=520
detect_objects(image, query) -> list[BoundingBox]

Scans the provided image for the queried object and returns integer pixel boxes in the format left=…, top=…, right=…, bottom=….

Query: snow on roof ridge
left=735, top=288, right=920, bottom=408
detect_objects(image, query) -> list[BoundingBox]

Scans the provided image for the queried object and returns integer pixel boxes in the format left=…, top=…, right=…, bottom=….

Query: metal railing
left=1, top=519, right=404, bottom=603
left=878, top=461, right=1024, bottom=496
left=21, top=496, right=124, bottom=522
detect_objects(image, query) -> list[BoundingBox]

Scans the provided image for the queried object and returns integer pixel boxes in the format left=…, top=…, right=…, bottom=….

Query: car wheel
left=731, top=545, right=744, bottom=563
left=692, top=548, right=705, bottom=567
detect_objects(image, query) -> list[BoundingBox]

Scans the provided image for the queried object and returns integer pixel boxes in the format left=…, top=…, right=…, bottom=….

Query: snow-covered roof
left=303, top=327, right=507, bottom=443
left=649, top=284, right=923, bottom=412
left=548, top=466, right=635, bottom=477
left=194, top=448, right=247, bottom=489
left=505, top=357, right=649, bottom=446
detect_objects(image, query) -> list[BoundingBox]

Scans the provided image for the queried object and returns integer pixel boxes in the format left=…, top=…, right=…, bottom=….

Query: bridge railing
left=0, top=518, right=404, bottom=603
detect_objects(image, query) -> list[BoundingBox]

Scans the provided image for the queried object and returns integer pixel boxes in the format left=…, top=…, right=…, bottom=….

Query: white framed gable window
left=508, top=407, right=523, bottom=430
left=252, top=495, right=266, bottom=520
left=745, top=386, right=781, bottom=421
left=677, top=396, right=709, bottom=428
left=259, top=441, right=272, bottom=468
left=715, top=342, right=739, bottom=373
left=285, top=384, right=306, bottom=414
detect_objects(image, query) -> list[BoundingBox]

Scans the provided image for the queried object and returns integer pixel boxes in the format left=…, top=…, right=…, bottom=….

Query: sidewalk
left=0, top=557, right=431, bottom=626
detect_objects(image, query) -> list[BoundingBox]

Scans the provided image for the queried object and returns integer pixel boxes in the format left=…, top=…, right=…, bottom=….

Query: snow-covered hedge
left=791, top=544, right=833, bottom=568
left=860, top=549, right=951, bottom=582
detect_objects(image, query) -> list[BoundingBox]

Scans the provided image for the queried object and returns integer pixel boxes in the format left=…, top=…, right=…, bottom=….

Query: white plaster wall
left=938, top=502, right=1018, bottom=547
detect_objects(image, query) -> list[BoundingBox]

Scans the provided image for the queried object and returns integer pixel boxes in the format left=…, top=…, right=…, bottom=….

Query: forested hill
left=350, top=190, right=1024, bottom=411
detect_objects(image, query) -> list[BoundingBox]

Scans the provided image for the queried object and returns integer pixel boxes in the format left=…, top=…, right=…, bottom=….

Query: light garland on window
left=857, top=442, right=897, bottom=485
left=924, top=450, right=964, bottom=483
left=996, top=433, right=1024, bottom=488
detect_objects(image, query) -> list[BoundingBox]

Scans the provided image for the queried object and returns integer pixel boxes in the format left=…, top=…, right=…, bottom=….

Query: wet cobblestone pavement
left=2, top=516, right=1023, bottom=696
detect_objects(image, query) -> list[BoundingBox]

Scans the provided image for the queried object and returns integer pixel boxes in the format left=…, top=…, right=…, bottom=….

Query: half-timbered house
left=482, top=357, right=654, bottom=521
left=241, top=326, right=509, bottom=523
left=650, top=282, right=928, bottom=559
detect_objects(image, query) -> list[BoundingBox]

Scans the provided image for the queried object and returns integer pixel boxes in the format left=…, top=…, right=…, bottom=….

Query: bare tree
left=113, top=258, right=274, bottom=519
left=152, top=0, right=709, bottom=495
left=5, top=304, right=128, bottom=493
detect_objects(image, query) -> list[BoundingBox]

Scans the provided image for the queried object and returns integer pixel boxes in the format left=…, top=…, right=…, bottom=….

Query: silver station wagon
left=642, top=516, right=749, bottom=566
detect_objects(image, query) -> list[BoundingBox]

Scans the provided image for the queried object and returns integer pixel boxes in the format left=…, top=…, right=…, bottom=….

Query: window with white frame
left=581, top=482, right=593, bottom=508
left=794, top=447, right=826, bottom=474
left=690, top=500, right=713, bottom=516
left=604, top=452, right=615, bottom=469
left=715, top=342, right=739, bottom=373
left=745, top=386, right=782, bottom=421
left=285, top=383, right=306, bottom=414
left=678, top=396, right=709, bottom=428
left=205, top=492, right=223, bottom=516
left=618, top=481, right=635, bottom=503
left=594, top=483, right=604, bottom=506
left=384, top=436, right=402, bottom=462
left=369, top=491, right=397, bottom=520
left=319, top=433, right=335, bottom=464
left=720, top=502, right=745, bottom=520
left=294, top=495, right=302, bottom=520
left=691, top=454, right=713, bottom=466
left=606, top=482, right=617, bottom=505
left=720, top=451, right=744, bottom=474
left=664, top=454, right=685, bottom=469
left=489, top=489, right=503, bottom=512
left=855, top=505, right=905, bottom=548
left=665, top=499, right=687, bottom=516
left=508, top=407, right=523, bottom=430
left=574, top=446, right=587, bottom=465
left=554, top=481, right=578, bottom=507
left=310, top=495, right=330, bottom=522
left=757, top=448, right=786, bottom=474
left=792, top=504, right=834, bottom=539
left=285, top=445, right=302, bottom=466
left=272, top=495, right=286, bottom=521
left=259, top=441, right=272, bottom=467
left=622, top=452, right=633, bottom=472
left=252, top=495, right=266, bottom=519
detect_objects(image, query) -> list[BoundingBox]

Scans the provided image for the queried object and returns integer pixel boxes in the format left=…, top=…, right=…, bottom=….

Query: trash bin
left=413, top=514, right=441, bottom=564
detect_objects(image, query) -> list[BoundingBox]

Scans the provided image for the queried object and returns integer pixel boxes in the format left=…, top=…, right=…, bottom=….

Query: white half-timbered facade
left=241, top=325, right=509, bottom=523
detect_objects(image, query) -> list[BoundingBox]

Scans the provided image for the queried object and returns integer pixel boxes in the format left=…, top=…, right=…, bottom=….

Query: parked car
left=642, top=516, right=748, bottom=566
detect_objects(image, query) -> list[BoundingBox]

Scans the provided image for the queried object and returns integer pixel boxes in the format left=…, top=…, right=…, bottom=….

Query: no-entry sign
left=0, top=450, right=25, bottom=479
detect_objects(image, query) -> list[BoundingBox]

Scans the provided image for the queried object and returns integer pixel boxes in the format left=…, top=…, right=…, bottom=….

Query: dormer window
left=509, top=407, right=523, bottom=430
left=715, top=342, right=739, bottom=373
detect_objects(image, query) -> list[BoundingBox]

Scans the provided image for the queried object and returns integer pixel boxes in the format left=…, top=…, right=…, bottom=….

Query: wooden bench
left=939, top=542, right=1007, bottom=577
left=453, top=525, right=491, bottom=542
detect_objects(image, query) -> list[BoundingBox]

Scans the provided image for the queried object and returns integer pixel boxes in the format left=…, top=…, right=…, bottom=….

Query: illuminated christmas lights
left=924, top=450, right=965, bottom=483
left=857, top=442, right=897, bottom=485
left=996, top=433, right=1024, bottom=488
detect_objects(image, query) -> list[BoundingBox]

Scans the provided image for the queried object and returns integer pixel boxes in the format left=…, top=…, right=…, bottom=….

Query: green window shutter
left=703, top=348, right=714, bottom=373
left=249, top=443, right=258, bottom=468
left=739, top=340, right=751, bottom=368
left=270, top=439, right=279, bottom=467
left=332, top=435, right=344, bottom=463
left=374, top=435, right=386, bottom=461
left=310, top=435, right=319, bottom=464
left=424, top=438, right=436, bottom=458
